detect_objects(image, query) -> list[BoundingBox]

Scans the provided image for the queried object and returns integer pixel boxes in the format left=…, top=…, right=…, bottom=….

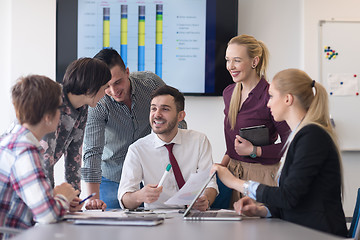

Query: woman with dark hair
left=40, top=58, right=111, bottom=210
left=0, top=75, right=79, bottom=239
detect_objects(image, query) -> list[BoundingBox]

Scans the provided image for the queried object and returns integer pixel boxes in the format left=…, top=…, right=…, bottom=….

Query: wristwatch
left=249, top=146, right=257, bottom=158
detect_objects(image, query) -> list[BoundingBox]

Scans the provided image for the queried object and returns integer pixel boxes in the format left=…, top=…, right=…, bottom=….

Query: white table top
left=11, top=211, right=345, bottom=240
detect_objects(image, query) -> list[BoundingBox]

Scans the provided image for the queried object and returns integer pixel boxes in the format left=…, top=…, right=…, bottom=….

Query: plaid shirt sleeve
left=11, top=146, right=69, bottom=224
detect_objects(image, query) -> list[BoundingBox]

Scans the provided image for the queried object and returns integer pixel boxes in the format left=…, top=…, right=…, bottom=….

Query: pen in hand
left=79, top=192, right=96, bottom=205
left=158, top=164, right=172, bottom=187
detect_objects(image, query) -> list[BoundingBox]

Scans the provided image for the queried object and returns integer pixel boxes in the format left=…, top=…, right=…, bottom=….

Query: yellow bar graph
left=121, top=18, right=128, bottom=45
left=103, top=7, right=110, bottom=48
left=156, top=20, right=163, bottom=44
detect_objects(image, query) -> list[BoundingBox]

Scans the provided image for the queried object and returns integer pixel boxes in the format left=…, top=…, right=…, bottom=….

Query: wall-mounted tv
left=56, top=0, right=238, bottom=96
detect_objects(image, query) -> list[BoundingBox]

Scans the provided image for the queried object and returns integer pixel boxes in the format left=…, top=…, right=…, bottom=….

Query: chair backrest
left=349, top=188, right=360, bottom=239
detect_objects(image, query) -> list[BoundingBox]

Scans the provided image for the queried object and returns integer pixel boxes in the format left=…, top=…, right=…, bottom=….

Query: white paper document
left=164, top=168, right=212, bottom=205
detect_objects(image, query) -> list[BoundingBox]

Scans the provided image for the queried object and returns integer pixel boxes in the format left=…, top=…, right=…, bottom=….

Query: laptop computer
left=183, top=172, right=242, bottom=221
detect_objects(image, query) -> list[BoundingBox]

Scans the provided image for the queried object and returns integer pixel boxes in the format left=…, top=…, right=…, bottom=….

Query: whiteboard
left=319, top=20, right=360, bottom=151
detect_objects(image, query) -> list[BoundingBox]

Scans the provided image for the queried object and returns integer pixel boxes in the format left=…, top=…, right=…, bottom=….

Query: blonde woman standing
left=221, top=35, right=290, bottom=205
left=213, top=69, right=347, bottom=237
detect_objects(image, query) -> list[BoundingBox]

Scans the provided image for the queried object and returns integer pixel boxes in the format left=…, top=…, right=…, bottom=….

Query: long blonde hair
left=228, top=35, right=269, bottom=129
left=272, top=69, right=343, bottom=193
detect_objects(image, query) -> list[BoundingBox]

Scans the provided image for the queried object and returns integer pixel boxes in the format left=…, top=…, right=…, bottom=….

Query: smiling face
left=149, top=94, right=184, bottom=142
left=105, top=65, right=131, bottom=103
left=267, top=82, right=288, bottom=122
left=225, top=44, right=255, bottom=83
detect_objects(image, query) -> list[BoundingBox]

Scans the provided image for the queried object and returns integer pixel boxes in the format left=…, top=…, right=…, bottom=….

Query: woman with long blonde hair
left=220, top=35, right=290, bottom=206
left=213, top=68, right=347, bottom=237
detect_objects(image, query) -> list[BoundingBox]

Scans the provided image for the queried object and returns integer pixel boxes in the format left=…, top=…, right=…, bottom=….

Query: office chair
left=348, top=188, right=360, bottom=239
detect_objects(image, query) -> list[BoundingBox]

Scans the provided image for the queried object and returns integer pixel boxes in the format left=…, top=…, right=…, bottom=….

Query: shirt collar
left=249, top=77, right=269, bottom=100
left=129, top=75, right=136, bottom=98
left=11, top=124, right=43, bottom=152
left=152, top=129, right=182, bottom=149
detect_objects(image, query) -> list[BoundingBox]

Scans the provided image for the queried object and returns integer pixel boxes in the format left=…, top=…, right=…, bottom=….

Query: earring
left=252, top=65, right=256, bottom=69
left=46, top=121, right=52, bottom=126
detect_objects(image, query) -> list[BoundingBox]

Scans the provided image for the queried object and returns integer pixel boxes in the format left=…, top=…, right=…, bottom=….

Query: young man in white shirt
left=118, top=85, right=218, bottom=210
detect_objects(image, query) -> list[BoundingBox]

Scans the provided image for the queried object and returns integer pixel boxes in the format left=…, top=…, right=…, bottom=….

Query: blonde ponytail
left=256, top=40, right=269, bottom=80
left=272, top=69, right=343, bottom=194
left=228, top=83, right=242, bottom=129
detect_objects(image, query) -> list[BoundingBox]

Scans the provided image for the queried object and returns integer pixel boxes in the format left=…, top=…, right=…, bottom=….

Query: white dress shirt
left=118, top=129, right=218, bottom=209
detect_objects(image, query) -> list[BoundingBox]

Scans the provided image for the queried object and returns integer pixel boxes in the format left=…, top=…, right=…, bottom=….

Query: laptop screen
left=183, top=171, right=216, bottom=217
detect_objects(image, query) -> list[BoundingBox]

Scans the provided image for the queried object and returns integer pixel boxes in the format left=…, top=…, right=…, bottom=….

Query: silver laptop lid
left=183, top=171, right=216, bottom=217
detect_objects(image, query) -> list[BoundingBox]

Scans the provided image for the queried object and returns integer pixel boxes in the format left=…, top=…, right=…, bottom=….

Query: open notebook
left=183, top=172, right=242, bottom=221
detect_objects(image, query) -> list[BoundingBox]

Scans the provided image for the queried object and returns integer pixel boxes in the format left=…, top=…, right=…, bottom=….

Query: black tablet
left=239, top=125, right=269, bottom=146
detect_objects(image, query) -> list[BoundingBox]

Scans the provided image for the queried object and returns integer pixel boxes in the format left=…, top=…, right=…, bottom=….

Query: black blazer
left=256, top=124, right=348, bottom=237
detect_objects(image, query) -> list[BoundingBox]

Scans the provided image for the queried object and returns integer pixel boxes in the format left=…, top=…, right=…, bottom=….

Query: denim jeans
left=100, top=176, right=121, bottom=209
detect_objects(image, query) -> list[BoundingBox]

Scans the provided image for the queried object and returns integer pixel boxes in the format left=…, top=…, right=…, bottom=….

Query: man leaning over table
left=118, top=85, right=218, bottom=211
left=82, top=49, right=186, bottom=209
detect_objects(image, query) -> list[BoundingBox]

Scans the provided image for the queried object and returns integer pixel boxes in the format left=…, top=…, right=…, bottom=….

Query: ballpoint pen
left=79, top=192, right=96, bottom=205
left=158, top=164, right=172, bottom=187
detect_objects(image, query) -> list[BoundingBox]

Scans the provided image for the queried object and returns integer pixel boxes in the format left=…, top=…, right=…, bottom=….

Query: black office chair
left=348, top=188, right=360, bottom=239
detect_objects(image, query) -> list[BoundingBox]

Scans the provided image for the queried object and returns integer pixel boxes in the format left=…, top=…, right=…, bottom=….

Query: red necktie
left=164, top=143, right=185, bottom=189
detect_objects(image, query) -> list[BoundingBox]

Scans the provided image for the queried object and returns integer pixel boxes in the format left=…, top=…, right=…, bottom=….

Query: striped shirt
left=82, top=71, right=167, bottom=183
left=0, top=125, right=69, bottom=238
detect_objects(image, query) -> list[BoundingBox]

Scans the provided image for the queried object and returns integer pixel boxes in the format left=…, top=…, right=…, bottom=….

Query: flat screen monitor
left=56, top=0, right=238, bottom=96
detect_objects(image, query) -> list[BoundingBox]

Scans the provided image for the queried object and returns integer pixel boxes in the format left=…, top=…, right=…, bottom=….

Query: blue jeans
left=100, top=176, right=121, bottom=209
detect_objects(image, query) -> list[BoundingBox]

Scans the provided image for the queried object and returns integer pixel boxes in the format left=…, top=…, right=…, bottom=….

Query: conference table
left=11, top=210, right=346, bottom=240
